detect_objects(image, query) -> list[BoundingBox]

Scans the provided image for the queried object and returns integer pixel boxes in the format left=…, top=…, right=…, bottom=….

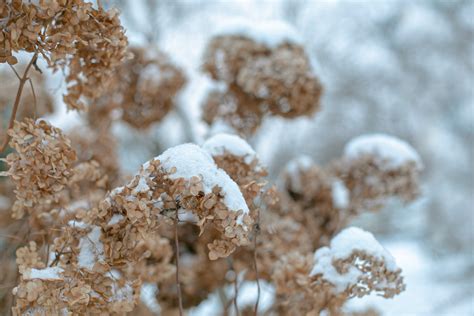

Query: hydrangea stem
left=175, top=209, right=184, bottom=316
left=1, top=53, right=38, bottom=153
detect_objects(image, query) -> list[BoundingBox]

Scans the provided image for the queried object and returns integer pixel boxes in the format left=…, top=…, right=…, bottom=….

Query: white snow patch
left=178, top=209, right=200, bottom=224
left=212, top=17, right=303, bottom=48
left=68, top=220, right=89, bottom=229
left=132, top=177, right=150, bottom=194
left=284, top=155, right=315, bottom=193
left=77, top=226, right=105, bottom=270
left=344, top=134, right=423, bottom=169
left=110, top=282, right=134, bottom=303
left=107, top=214, right=125, bottom=226
left=331, top=180, right=350, bottom=209
left=140, top=283, right=160, bottom=314
left=311, top=227, right=398, bottom=292
left=24, top=266, right=64, bottom=281
left=148, top=144, right=249, bottom=220
left=202, top=133, right=257, bottom=164
left=22, top=307, right=47, bottom=316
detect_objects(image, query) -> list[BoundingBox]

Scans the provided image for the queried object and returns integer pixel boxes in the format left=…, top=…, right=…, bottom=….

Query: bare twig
left=233, top=271, right=240, bottom=316
left=175, top=208, right=184, bottom=316
left=218, top=288, right=229, bottom=316
left=253, top=208, right=262, bottom=315
left=1, top=52, right=39, bottom=153
left=27, top=78, right=38, bottom=119
left=8, top=64, right=20, bottom=80
left=227, top=258, right=240, bottom=316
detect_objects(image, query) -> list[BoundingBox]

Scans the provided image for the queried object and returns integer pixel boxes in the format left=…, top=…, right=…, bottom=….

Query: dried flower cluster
left=201, top=21, right=322, bottom=136
left=3, top=119, right=76, bottom=219
left=88, top=47, right=186, bottom=129
left=202, top=133, right=267, bottom=209
left=0, top=0, right=128, bottom=110
left=331, top=134, right=423, bottom=215
left=273, top=227, right=405, bottom=315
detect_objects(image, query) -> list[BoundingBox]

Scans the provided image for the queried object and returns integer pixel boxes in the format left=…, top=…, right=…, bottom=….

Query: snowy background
left=3, top=0, right=472, bottom=315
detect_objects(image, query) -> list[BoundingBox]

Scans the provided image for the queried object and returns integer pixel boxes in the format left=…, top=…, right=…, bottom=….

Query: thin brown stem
left=227, top=258, right=240, bottom=316
left=218, top=288, right=229, bottom=316
left=8, top=64, right=20, bottom=80
left=233, top=270, right=240, bottom=316
left=253, top=210, right=261, bottom=316
left=174, top=209, right=183, bottom=316
left=27, top=78, right=38, bottom=119
left=1, top=52, right=39, bottom=153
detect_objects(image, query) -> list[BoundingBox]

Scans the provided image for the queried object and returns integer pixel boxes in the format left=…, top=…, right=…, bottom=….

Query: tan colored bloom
left=5, top=119, right=76, bottom=219
left=201, top=30, right=322, bottom=135
left=0, top=0, right=129, bottom=110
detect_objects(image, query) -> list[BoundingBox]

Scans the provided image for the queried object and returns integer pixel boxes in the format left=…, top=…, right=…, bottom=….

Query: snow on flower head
left=212, top=17, right=303, bottom=48
left=344, top=134, right=423, bottom=170
left=202, top=133, right=257, bottom=164
left=23, top=267, right=64, bottom=281
left=77, top=226, right=105, bottom=270
left=151, top=143, right=249, bottom=216
left=311, top=227, right=403, bottom=297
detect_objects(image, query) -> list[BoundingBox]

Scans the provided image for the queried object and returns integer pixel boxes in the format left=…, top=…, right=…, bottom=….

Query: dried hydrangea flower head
left=129, top=143, right=252, bottom=260
left=89, top=47, right=187, bottom=129
left=332, top=134, right=423, bottom=214
left=144, top=136, right=269, bottom=310
left=275, top=155, right=350, bottom=247
left=310, top=227, right=405, bottom=310
left=0, top=66, right=54, bottom=120
left=202, top=84, right=264, bottom=136
left=236, top=42, right=322, bottom=118
left=4, top=119, right=76, bottom=219
left=0, top=0, right=129, bottom=110
left=13, top=235, right=141, bottom=315
left=273, top=227, right=404, bottom=315
left=202, top=19, right=322, bottom=135
left=202, top=133, right=267, bottom=209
